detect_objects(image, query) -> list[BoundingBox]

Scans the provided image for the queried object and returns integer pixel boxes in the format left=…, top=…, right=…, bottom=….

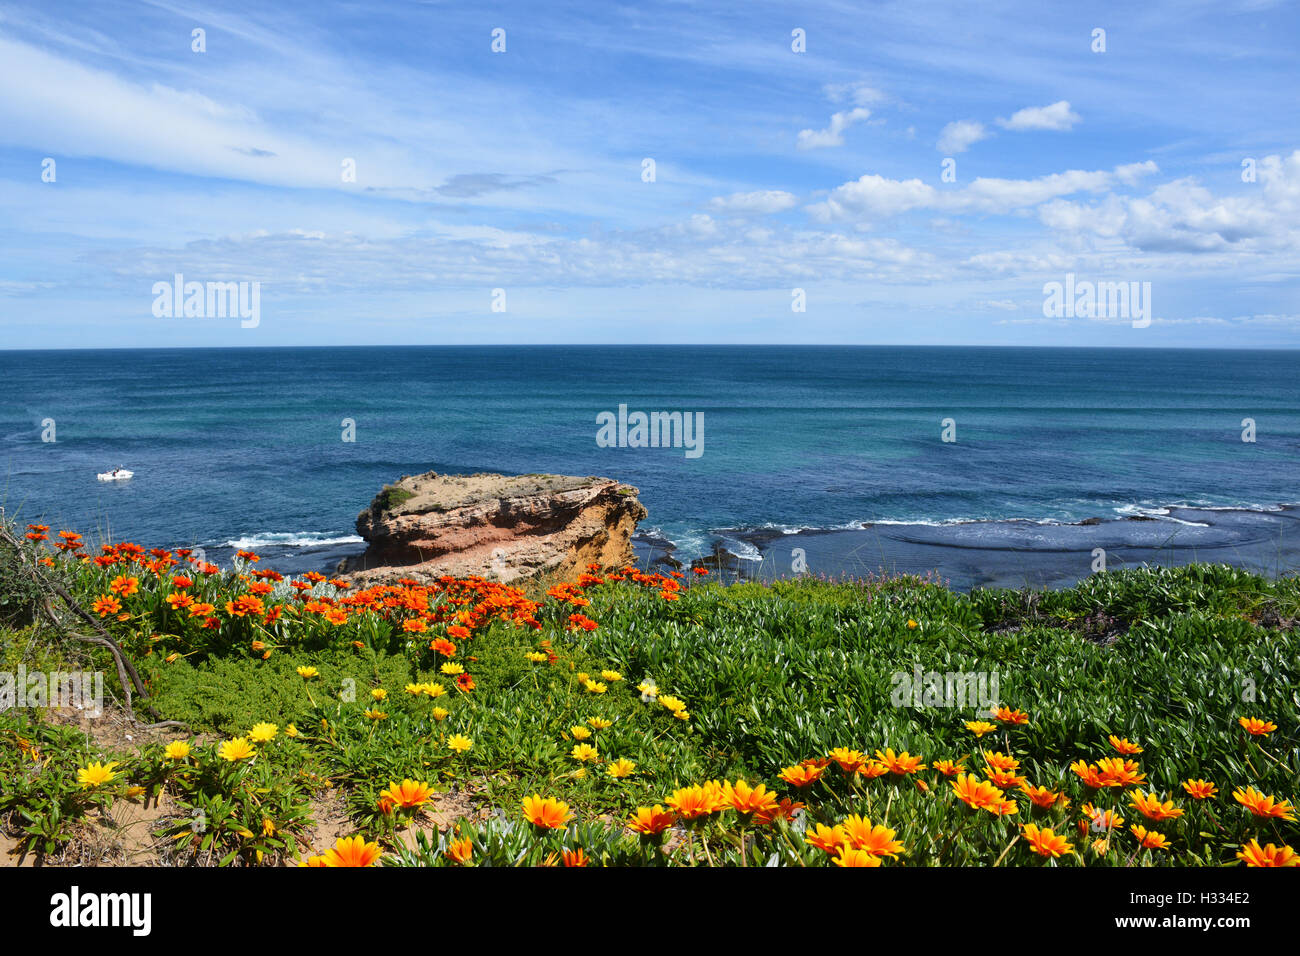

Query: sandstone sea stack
left=340, top=472, right=647, bottom=585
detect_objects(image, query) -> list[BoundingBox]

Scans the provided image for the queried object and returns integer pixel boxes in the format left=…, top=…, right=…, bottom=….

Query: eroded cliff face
left=340, top=472, right=647, bottom=585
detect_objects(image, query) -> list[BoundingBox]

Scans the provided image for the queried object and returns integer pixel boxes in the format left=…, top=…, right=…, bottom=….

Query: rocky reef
left=339, top=471, right=647, bottom=585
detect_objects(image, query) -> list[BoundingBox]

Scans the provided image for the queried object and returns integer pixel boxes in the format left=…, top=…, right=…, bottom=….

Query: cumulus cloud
left=937, top=119, right=989, bottom=153
left=997, top=100, right=1081, bottom=132
left=707, top=190, right=799, bottom=214
left=797, top=107, right=873, bottom=149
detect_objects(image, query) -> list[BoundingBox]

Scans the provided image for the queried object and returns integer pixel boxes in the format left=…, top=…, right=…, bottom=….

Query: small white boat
left=97, top=468, right=134, bottom=481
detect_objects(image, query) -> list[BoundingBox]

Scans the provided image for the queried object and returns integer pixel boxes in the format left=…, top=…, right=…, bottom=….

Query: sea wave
left=223, top=532, right=365, bottom=549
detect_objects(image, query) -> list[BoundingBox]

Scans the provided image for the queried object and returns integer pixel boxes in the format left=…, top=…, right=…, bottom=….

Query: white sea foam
left=223, top=532, right=364, bottom=549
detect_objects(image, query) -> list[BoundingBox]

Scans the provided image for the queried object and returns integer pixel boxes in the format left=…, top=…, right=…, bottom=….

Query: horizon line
left=3, top=343, right=1300, bottom=354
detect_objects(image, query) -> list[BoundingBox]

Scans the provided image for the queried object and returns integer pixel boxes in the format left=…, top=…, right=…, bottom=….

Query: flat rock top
left=373, top=471, right=621, bottom=516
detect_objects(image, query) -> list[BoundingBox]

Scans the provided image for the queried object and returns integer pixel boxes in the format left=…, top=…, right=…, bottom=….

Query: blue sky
left=0, top=0, right=1298, bottom=348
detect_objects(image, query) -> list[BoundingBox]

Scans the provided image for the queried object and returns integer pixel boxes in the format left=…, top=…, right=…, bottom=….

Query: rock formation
left=340, top=471, right=647, bottom=585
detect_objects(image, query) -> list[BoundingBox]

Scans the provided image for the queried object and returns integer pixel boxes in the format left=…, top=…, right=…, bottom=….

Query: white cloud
left=797, top=107, right=873, bottom=149
left=707, top=190, right=799, bottom=214
left=997, top=100, right=1081, bottom=132
left=937, top=120, right=988, bottom=154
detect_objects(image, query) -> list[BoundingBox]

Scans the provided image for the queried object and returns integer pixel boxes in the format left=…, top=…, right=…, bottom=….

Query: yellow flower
left=404, top=683, right=423, bottom=695
left=76, top=759, right=117, bottom=790
left=906, top=619, right=918, bottom=629
left=440, top=662, right=464, bottom=676
left=584, top=679, right=607, bottom=694
left=447, top=734, right=473, bottom=753
left=526, top=651, right=548, bottom=663
left=522, top=794, right=572, bottom=829
left=432, top=706, right=449, bottom=721
left=371, top=688, right=388, bottom=701
left=423, top=683, right=446, bottom=698
left=379, top=779, right=434, bottom=809
left=163, top=741, right=191, bottom=760
left=364, top=709, right=388, bottom=721
left=834, top=847, right=883, bottom=867
left=570, top=743, right=599, bottom=763
left=1236, top=839, right=1299, bottom=867
left=589, top=717, right=612, bottom=730
left=965, top=720, right=997, bottom=737
left=296, top=666, right=319, bottom=679
left=600, top=670, right=623, bottom=682
left=285, top=724, right=298, bottom=738
left=607, top=758, right=637, bottom=778
left=445, top=836, right=474, bottom=864
left=125, top=785, right=146, bottom=800
left=659, top=695, right=687, bottom=713
left=570, top=725, right=592, bottom=741
left=262, top=818, right=276, bottom=837
left=320, top=835, right=383, bottom=867
left=218, top=738, right=256, bottom=762
left=248, top=722, right=278, bottom=743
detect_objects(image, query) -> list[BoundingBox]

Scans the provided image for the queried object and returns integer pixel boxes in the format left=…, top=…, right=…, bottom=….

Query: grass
left=0, top=519, right=1296, bottom=867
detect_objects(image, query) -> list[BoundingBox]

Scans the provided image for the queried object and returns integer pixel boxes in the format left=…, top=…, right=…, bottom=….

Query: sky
left=0, top=0, right=1298, bottom=349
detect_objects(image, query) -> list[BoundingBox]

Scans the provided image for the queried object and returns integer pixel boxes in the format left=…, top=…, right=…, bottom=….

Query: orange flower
left=109, top=575, right=140, bottom=597
left=722, top=780, right=780, bottom=818
left=827, top=748, right=866, bottom=773
left=1130, top=825, right=1171, bottom=850
left=1070, top=760, right=1106, bottom=789
left=1128, top=789, right=1184, bottom=822
left=833, top=847, right=882, bottom=867
left=561, top=848, right=589, bottom=867
left=932, top=759, right=966, bottom=776
left=522, top=794, right=572, bottom=829
left=951, top=773, right=1006, bottom=812
left=1232, top=786, right=1295, bottom=821
left=666, top=783, right=727, bottom=821
left=992, top=706, right=1029, bottom=725
left=379, top=779, right=434, bottom=810
left=1108, top=734, right=1143, bottom=755
left=804, top=823, right=845, bottom=855
left=431, top=637, right=457, bottom=656
left=447, top=625, right=471, bottom=640
left=627, top=805, right=676, bottom=837
left=1181, top=779, right=1218, bottom=800
left=1238, top=717, right=1277, bottom=736
left=779, top=764, right=825, bottom=788
left=321, top=835, right=383, bottom=867
left=1236, top=839, right=1298, bottom=867
left=875, top=748, right=925, bottom=776
left=91, top=595, right=122, bottom=617
left=225, top=595, right=266, bottom=618
left=445, top=837, right=473, bottom=865
left=984, top=767, right=1028, bottom=789
left=402, top=618, right=428, bottom=633
left=753, top=798, right=804, bottom=826
left=1020, top=784, right=1064, bottom=809
left=838, top=815, right=904, bottom=858
left=1022, top=823, right=1074, bottom=858
left=1096, top=757, right=1145, bottom=788
left=1081, top=803, right=1125, bottom=833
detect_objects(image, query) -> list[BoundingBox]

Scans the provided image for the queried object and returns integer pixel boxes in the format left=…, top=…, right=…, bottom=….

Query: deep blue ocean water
left=2, top=346, right=1297, bottom=575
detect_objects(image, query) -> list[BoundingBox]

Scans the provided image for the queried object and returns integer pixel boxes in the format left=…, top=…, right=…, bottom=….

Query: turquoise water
left=1, top=346, right=1297, bottom=572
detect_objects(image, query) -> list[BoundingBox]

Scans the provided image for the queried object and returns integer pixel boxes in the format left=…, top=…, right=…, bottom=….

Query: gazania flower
left=627, top=805, right=676, bottom=836
left=248, top=722, right=277, bottom=743
left=1020, top=784, right=1064, bottom=809
left=321, top=835, right=383, bottom=867
left=370, top=688, right=387, bottom=701
left=570, top=742, right=598, bottom=763
left=666, top=783, right=726, bottom=821
left=951, top=773, right=1007, bottom=812
left=446, top=625, right=471, bottom=641
left=77, top=761, right=119, bottom=789
left=526, top=651, right=548, bottom=662
left=905, top=618, right=918, bottom=629
left=1130, top=825, right=1171, bottom=850
left=1236, top=839, right=1299, bottom=867
left=875, top=748, right=924, bottom=776
left=828, top=747, right=867, bottom=773
left=1232, top=786, right=1295, bottom=821
left=1128, top=789, right=1184, bottom=822
left=439, top=662, right=464, bottom=676
left=431, top=637, right=457, bottom=657
left=1081, top=803, right=1124, bottom=832
left=109, top=575, right=140, bottom=597
left=588, top=717, right=612, bottom=730
left=447, top=734, right=473, bottom=753
left=523, top=794, right=572, bottom=829
left=932, top=759, right=966, bottom=776
left=838, top=815, right=904, bottom=858
left=982, top=750, right=1020, bottom=772
left=1181, top=779, right=1218, bottom=800
left=570, top=725, right=592, bottom=741
left=218, top=738, right=256, bottom=762
left=804, top=823, right=846, bottom=855
left=188, top=602, right=215, bottom=618
left=1022, top=823, right=1073, bottom=858
left=584, top=679, right=607, bottom=694
left=364, top=709, right=387, bottom=720
left=754, top=798, right=804, bottom=826
left=163, top=741, right=191, bottom=760
left=445, top=837, right=473, bottom=865
left=296, top=666, right=319, bottom=679
left=780, top=764, right=825, bottom=788
left=600, top=670, right=623, bottom=683
left=402, top=618, right=428, bottom=633
left=1070, top=760, right=1107, bottom=789
left=1108, top=734, right=1143, bottom=755
left=984, top=767, right=1028, bottom=789
left=562, top=848, right=588, bottom=867
left=92, top=595, right=122, bottom=617
left=1238, top=717, right=1277, bottom=736
left=833, top=847, right=883, bottom=867
left=380, top=779, right=434, bottom=810
left=431, top=706, right=449, bottom=721
left=992, top=706, right=1030, bottom=725
left=965, top=720, right=998, bottom=737
left=723, top=780, right=780, bottom=818
left=455, top=672, right=476, bottom=692
left=607, top=758, right=637, bottom=779
left=1096, top=757, right=1145, bottom=787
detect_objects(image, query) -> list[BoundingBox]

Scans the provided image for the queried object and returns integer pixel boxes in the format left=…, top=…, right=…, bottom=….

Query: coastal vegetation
left=1, top=518, right=1296, bottom=867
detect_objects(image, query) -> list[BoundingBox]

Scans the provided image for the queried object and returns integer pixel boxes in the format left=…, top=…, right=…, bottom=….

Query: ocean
left=2, top=345, right=1298, bottom=589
